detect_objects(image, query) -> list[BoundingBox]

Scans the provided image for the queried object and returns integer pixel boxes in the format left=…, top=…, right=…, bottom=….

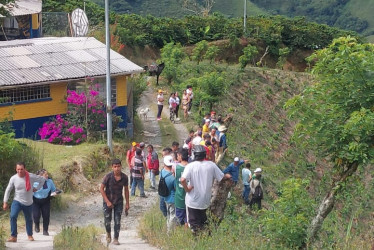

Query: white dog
left=139, top=107, right=150, bottom=120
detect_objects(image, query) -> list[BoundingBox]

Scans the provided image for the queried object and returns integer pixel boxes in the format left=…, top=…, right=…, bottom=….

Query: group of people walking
left=156, top=85, right=194, bottom=121
left=3, top=163, right=58, bottom=243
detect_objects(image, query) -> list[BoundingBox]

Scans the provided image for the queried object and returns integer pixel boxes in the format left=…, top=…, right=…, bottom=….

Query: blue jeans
left=242, top=185, right=250, bottom=204
left=10, top=200, right=33, bottom=237
left=159, top=196, right=167, bottom=217
left=149, top=171, right=156, bottom=188
left=103, top=202, right=123, bottom=239
left=131, top=177, right=145, bottom=196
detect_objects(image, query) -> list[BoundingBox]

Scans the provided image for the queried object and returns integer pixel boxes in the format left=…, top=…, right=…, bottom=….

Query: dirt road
left=5, top=86, right=187, bottom=249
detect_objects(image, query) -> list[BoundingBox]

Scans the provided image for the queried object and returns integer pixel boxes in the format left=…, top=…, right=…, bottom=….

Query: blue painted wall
left=11, top=115, right=53, bottom=139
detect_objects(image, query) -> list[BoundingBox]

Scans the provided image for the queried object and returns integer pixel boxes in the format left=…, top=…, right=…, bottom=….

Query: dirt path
left=5, top=86, right=188, bottom=249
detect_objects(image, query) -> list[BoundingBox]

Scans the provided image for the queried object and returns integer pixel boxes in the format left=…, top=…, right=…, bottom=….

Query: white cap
left=234, top=157, right=240, bottom=162
left=205, top=119, right=210, bottom=123
left=254, top=168, right=262, bottom=173
left=163, top=155, right=174, bottom=166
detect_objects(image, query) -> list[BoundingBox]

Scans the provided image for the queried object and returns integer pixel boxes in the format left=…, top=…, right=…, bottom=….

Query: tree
left=182, top=0, right=215, bottom=17
left=160, top=42, right=186, bottom=84
left=0, top=0, right=14, bottom=16
left=285, top=36, right=374, bottom=244
left=239, top=45, right=258, bottom=69
left=191, top=40, right=208, bottom=64
left=204, top=45, right=219, bottom=63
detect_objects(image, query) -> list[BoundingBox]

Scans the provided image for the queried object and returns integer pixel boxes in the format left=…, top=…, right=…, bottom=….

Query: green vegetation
left=286, top=36, right=374, bottom=242
left=53, top=225, right=103, bottom=250
left=239, top=45, right=258, bottom=69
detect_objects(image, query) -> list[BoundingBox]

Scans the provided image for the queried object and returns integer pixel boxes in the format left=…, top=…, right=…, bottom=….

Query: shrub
left=260, top=178, right=314, bottom=248
left=239, top=45, right=259, bottom=69
left=39, top=84, right=121, bottom=144
left=191, top=40, right=209, bottom=64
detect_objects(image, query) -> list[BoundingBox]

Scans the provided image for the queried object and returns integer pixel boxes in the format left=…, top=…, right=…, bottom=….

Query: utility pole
left=243, top=0, right=247, bottom=35
left=105, top=0, right=113, bottom=154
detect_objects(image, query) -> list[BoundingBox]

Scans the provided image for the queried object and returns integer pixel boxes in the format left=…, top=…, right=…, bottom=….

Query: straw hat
left=218, top=125, right=227, bottom=132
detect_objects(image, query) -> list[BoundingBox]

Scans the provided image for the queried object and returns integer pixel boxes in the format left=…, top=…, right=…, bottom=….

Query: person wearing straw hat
left=156, top=89, right=164, bottom=120
left=249, top=168, right=264, bottom=210
left=215, top=125, right=228, bottom=164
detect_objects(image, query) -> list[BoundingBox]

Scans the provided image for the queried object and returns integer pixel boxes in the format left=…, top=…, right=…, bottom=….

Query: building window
left=67, top=78, right=117, bottom=106
left=0, top=85, right=50, bottom=104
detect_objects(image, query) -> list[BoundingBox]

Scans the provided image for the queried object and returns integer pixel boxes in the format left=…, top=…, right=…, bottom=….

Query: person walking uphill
left=147, top=144, right=159, bottom=190
left=249, top=168, right=264, bottom=210
left=160, top=155, right=177, bottom=233
left=131, top=148, right=147, bottom=197
left=157, top=89, right=164, bottom=120
left=33, top=169, right=56, bottom=236
left=100, top=159, right=130, bottom=245
left=180, top=146, right=231, bottom=234
left=3, top=162, right=46, bottom=242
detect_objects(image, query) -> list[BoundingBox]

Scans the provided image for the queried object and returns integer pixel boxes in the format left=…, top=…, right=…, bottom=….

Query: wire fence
left=42, top=12, right=71, bottom=37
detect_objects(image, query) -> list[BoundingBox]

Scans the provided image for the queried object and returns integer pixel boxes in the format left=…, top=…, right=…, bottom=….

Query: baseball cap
left=254, top=168, right=262, bottom=173
left=158, top=89, right=163, bottom=93
left=205, top=119, right=210, bottom=123
left=234, top=157, right=240, bottom=162
left=132, top=141, right=137, bottom=147
left=163, top=155, right=174, bottom=166
left=139, top=142, right=145, bottom=148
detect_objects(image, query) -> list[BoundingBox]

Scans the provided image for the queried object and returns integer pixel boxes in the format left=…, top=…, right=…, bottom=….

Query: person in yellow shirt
left=202, top=119, right=210, bottom=135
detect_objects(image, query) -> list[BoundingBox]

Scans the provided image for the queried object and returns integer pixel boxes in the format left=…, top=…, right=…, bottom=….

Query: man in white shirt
left=186, top=86, right=193, bottom=113
left=180, top=145, right=230, bottom=233
left=3, top=162, right=46, bottom=242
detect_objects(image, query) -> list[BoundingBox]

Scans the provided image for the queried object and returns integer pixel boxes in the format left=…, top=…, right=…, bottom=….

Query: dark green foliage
left=251, top=0, right=369, bottom=33
left=260, top=178, right=314, bottom=248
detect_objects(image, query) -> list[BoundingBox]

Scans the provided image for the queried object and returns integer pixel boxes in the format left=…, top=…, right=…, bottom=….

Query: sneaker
left=43, top=231, right=49, bottom=236
left=28, top=236, right=34, bottom=241
left=112, top=238, right=120, bottom=245
left=157, top=118, right=161, bottom=121
left=150, top=186, right=156, bottom=190
left=35, top=223, right=40, bottom=233
left=140, top=194, right=147, bottom=198
left=106, top=233, right=111, bottom=244
left=7, top=236, right=17, bottom=242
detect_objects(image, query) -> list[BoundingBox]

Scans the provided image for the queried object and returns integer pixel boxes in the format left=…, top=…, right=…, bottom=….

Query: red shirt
left=127, top=148, right=136, bottom=169
left=147, top=151, right=159, bottom=170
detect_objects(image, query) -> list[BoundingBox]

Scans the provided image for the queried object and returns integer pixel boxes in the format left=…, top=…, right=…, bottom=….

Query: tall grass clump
left=53, top=225, right=103, bottom=250
left=139, top=200, right=276, bottom=249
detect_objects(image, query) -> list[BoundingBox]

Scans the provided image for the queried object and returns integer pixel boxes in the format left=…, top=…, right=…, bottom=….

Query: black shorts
left=186, top=206, right=207, bottom=231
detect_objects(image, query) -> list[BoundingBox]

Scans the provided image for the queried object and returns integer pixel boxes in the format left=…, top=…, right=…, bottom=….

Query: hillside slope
left=92, top=0, right=374, bottom=38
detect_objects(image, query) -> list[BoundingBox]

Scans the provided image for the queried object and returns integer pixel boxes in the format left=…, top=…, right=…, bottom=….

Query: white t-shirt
left=192, top=136, right=202, bottom=146
left=182, top=160, right=224, bottom=209
left=157, top=94, right=164, bottom=105
left=169, top=97, right=176, bottom=108
left=186, top=88, right=193, bottom=99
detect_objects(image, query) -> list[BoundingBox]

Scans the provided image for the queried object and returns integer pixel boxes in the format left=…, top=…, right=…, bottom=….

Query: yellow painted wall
left=0, top=82, right=68, bottom=120
left=116, top=75, right=127, bottom=106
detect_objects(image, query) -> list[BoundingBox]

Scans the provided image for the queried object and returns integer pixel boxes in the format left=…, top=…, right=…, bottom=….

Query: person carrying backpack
left=249, top=168, right=263, bottom=210
left=159, top=155, right=177, bottom=233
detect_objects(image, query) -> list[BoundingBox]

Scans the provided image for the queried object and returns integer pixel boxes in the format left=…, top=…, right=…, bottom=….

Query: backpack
left=253, top=183, right=263, bottom=199
left=158, top=171, right=172, bottom=197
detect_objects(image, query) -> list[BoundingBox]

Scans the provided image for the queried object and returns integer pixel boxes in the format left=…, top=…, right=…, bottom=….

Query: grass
left=53, top=225, right=104, bottom=250
left=19, top=139, right=106, bottom=178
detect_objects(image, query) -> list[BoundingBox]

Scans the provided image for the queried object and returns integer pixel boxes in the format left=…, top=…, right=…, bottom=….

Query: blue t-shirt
left=33, top=178, right=56, bottom=199
left=223, top=160, right=244, bottom=182
left=161, top=168, right=175, bottom=204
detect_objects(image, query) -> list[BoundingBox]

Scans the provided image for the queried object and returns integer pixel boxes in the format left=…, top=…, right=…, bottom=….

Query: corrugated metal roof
left=0, top=37, right=144, bottom=87
left=0, top=0, right=42, bottom=17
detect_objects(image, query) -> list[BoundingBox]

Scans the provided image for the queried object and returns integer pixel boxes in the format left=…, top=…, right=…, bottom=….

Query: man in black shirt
left=100, top=159, right=130, bottom=245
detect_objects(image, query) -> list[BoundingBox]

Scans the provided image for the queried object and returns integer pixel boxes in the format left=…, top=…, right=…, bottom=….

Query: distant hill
left=89, top=0, right=374, bottom=39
